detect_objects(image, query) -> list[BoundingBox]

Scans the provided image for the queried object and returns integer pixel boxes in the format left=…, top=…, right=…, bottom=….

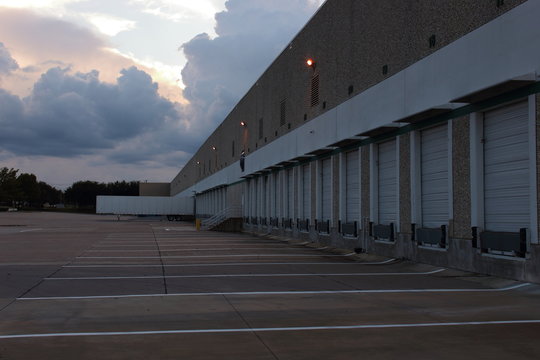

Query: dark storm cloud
left=180, top=0, right=320, bottom=136
left=0, top=65, right=190, bottom=159
left=0, top=42, right=18, bottom=74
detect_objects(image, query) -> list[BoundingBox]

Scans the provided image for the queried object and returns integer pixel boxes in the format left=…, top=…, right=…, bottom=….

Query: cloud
left=0, top=42, right=19, bottom=74
left=131, top=0, right=224, bottom=22
left=180, top=0, right=321, bottom=136
left=0, top=64, right=192, bottom=159
left=0, top=7, right=180, bottom=101
left=85, top=13, right=137, bottom=36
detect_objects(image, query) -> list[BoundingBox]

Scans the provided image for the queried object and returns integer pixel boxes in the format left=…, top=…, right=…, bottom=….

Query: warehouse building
left=169, top=0, right=540, bottom=282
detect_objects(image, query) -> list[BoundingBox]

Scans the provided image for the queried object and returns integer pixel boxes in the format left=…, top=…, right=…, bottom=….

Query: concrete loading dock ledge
left=1, top=212, right=540, bottom=359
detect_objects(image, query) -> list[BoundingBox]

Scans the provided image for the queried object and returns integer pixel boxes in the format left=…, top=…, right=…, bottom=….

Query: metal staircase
left=201, top=205, right=243, bottom=230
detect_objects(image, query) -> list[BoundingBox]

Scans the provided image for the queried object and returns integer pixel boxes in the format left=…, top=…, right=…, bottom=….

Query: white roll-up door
left=272, top=173, right=278, bottom=218
left=345, top=150, right=360, bottom=223
left=421, top=125, right=449, bottom=228
left=378, top=139, right=397, bottom=225
left=286, top=169, right=293, bottom=218
left=321, top=158, right=332, bottom=220
left=302, top=164, right=311, bottom=219
left=262, top=176, right=268, bottom=218
left=252, top=178, right=258, bottom=217
left=484, top=101, right=529, bottom=232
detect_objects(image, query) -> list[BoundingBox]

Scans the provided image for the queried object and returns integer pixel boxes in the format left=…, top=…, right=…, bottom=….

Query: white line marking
left=19, top=228, right=43, bottom=233
left=85, top=247, right=300, bottom=252
left=76, top=254, right=355, bottom=259
left=93, top=244, right=287, bottom=248
left=17, top=283, right=531, bottom=301
left=316, top=247, right=328, bottom=250
left=96, top=242, right=278, bottom=246
left=63, top=259, right=396, bottom=268
left=45, top=269, right=446, bottom=281
left=1, top=319, right=539, bottom=339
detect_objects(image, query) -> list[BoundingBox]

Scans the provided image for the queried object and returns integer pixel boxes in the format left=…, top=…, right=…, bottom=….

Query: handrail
left=201, top=205, right=243, bottom=229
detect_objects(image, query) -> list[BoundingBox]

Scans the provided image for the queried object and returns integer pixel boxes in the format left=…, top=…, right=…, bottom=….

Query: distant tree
left=16, top=173, right=41, bottom=206
left=0, top=167, right=21, bottom=205
left=106, top=181, right=139, bottom=196
left=39, top=182, right=63, bottom=205
left=65, top=181, right=108, bottom=208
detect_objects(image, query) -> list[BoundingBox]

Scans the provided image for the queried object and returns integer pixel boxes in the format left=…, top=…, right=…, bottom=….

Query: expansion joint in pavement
left=222, top=295, right=280, bottom=360
left=151, top=226, right=168, bottom=295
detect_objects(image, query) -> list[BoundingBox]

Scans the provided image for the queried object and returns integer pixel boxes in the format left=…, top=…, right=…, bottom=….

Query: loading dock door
left=302, top=164, right=311, bottom=219
left=321, top=158, right=332, bottom=220
left=262, top=176, right=268, bottom=219
left=252, top=178, right=258, bottom=218
left=378, top=140, right=397, bottom=225
left=484, top=101, right=529, bottom=232
left=272, top=173, right=278, bottom=218
left=345, top=150, right=360, bottom=223
left=287, top=169, right=293, bottom=219
left=421, top=125, right=449, bottom=228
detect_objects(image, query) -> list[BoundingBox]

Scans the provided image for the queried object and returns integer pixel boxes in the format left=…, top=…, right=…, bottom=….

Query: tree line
left=0, top=167, right=139, bottom=210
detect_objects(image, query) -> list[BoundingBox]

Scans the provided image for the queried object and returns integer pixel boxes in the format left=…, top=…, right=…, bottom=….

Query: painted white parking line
left=63, top=259, right=397, bottom=268
left=93, top=244, right=288, bottom=248
left=2, top=319, right=539, bottom=339
left=85, top=247, right=301, bottom=252
left=17, top=283, right=532, bottom=301
left=19, top=228, right=43, bottom=233
left=96, top=242, right=278, bottom=246
left=76, top=253, right=357, bottom=259
left=45, top=269, right=446, bottom=281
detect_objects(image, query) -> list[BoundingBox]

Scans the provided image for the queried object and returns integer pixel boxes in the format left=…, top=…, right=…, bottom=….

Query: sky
left=0, top=0, right=324, bottom=189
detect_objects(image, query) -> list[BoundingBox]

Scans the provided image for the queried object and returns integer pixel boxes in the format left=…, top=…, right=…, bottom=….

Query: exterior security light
left=212, top=146, right=216, bottom=151
left=240, top=121, right=246, bottom=127
left=306, top=58, right=316, bottom=68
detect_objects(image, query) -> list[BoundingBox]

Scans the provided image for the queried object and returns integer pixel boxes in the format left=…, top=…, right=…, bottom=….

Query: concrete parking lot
left=1, top=212, right=540, bottom=359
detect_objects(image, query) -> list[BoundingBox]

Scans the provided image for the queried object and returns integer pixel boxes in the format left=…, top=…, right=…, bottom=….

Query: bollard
left=196, top=219, right=201, bottom=231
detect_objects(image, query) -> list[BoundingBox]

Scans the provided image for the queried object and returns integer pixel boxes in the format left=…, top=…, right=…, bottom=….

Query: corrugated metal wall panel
left=484, top=101, right=529, bottom=232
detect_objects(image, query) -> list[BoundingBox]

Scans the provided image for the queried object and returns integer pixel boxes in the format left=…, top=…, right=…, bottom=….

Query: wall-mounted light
left=196, top=161, right=200, bottom=165
left=211, top=146, right=216, bottom=151
left=240, top=121, right=246, bottom=127
left=306, top=58, right=316, bottom=70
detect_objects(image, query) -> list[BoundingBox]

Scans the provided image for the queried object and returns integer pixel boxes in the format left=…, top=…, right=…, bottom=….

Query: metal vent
left=311, top=74, right=320, bottom=107
left=280, top=99, right=286, bottom=126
